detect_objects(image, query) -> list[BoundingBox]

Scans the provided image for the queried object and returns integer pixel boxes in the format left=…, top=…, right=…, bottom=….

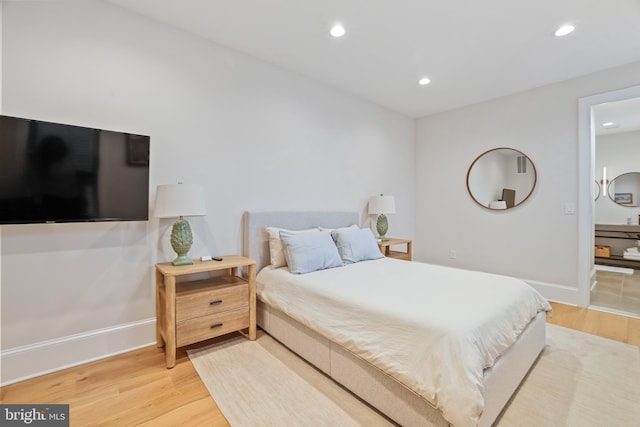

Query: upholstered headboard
left=242, top=211, right=360, bottom=272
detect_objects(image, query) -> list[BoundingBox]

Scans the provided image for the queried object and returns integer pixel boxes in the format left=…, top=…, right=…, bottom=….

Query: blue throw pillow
left=331, top=228, right=384, bottom=263
left=279, top=230, right=344, bottom=274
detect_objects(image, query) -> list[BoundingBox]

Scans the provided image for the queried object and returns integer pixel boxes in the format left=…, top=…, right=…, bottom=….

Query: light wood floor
left=2, top=302, right=639, bottom=426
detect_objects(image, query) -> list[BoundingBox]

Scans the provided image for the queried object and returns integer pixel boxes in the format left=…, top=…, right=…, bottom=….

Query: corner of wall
left=0, top=0, right=3, bottom=384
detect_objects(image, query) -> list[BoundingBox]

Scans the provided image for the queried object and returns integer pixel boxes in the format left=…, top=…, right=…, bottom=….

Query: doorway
left=590, top=98, right=640, bottom=317
left=578, top=85, right=640, bottom=317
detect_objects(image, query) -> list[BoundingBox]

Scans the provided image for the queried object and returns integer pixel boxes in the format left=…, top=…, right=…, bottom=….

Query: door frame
left=578, top=84, right=640, bottom=307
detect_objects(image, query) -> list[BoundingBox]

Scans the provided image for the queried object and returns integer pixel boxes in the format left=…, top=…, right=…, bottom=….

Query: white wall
left=415, top=60, right=640, bottom=303
left=0, top=0, right=4, bottom=386
left=0, top=1, right=415, bottom=384
left=595, top=130, right=640, bottom=224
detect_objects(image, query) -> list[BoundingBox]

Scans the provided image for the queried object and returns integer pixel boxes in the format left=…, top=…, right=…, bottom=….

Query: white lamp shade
left=155, top=183, right=206, bottom=218
left=368, top=195, right=396, bottom=214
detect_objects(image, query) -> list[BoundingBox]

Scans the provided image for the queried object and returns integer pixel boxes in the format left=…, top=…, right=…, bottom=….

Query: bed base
left=257, top=301, right=546, bottom=427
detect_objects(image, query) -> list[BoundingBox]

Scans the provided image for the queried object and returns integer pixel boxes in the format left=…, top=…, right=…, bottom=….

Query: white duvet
left=257, top=258, right=552, bottom=427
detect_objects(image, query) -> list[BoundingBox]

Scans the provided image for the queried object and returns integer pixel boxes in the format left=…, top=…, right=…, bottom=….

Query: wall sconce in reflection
left=600, top=167, right=609, bottom=196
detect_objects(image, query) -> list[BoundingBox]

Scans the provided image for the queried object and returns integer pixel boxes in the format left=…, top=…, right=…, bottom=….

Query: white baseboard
left=523, top=279, right=579, bottom=306
left=1, top=318, right=156, bottom=386
left=595, top=264, right=634, bottom=275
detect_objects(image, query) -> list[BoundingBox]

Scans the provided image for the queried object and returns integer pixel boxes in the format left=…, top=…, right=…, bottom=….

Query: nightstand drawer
left=176, top=307, right=250, bottom=347
left=176, top=279, right=249, bottom=321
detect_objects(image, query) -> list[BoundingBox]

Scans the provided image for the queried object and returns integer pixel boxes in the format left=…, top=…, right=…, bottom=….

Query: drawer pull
left=210, top=300, right=223, bottom=305
left=210, top=323, right=223, bottom=329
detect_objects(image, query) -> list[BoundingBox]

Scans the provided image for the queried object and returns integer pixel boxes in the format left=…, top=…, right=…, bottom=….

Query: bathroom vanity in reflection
left=594, top=224, right=640, bottom=269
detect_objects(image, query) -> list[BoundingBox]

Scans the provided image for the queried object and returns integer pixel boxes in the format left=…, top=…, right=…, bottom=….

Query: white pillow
left=279, top=230, right=343, bottom=274
left=331, top=228, right=384, bottom=264
left=266, top=226, right=319, bottom=268
left=318, top=224, right=359, bottom=232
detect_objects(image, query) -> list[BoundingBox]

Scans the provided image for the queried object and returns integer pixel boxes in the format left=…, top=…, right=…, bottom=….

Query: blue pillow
left=279, top=230, right=344, bottom=274
left=331, top=228, right=384, bottom=263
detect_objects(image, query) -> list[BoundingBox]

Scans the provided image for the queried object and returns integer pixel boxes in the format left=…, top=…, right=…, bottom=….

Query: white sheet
left=257, top=258, right=552, bottom=427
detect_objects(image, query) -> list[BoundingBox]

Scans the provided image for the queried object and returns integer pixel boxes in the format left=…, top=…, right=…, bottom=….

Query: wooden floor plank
left=628, top=317, right=640, bottom=345
left=547, top=302, right=640, bottom=346
left=137, top=397, right=228, bottom=427
left=1, top=303, right=638, bottom=426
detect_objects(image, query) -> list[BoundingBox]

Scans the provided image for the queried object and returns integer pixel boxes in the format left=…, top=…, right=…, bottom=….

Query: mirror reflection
left=608, top=172, right=640, bottom=206
left=466, top=148, right=537, bottom=210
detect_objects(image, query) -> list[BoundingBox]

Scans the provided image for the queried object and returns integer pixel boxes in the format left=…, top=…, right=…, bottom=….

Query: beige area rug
left=188, top=325, right=640, bottom=427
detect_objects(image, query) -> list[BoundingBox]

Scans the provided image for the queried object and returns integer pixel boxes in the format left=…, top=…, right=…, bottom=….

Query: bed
left=242, top=211, right=551, bottom=427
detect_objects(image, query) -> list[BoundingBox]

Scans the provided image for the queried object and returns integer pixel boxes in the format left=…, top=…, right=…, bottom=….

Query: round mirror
left=608, top=172, right=640, bottom=206
left=466, top=148, right=537, bottom=210
left=594, top=180, right=601, bottom=201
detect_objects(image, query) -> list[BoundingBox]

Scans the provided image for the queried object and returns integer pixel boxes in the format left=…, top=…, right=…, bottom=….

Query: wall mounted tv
left=0, top=115, right=150, bottom=224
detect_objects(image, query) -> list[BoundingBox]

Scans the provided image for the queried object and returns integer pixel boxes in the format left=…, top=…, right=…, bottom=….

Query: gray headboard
left=242, top=211, right=360, bottom=272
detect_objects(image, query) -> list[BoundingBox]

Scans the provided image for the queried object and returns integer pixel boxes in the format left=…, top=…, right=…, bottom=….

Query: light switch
left=565, top=203, right=575, bottom=215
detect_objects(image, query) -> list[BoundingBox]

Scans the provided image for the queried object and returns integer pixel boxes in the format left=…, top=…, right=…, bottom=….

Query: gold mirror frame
left=466, top=147, right=537, bottom=210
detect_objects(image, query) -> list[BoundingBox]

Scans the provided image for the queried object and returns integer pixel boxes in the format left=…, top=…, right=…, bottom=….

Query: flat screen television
left=0, top=115, right=150, bottom=224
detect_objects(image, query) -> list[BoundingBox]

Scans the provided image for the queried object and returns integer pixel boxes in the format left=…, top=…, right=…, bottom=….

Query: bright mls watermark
left=1, top=405, right=69, bottom=426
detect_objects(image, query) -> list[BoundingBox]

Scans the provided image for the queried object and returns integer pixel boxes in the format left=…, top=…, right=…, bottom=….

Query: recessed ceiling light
left=330, top=24, right=345, bottom=38
left=602, top=122, right=616, bottom=128
left=418, top=77, right=431, bottom=86
left=554, top=24, right=575, bottom=37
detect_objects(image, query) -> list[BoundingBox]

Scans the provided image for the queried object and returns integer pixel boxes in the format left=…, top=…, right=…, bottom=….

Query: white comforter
left=257, top=258, right=552, bottom=427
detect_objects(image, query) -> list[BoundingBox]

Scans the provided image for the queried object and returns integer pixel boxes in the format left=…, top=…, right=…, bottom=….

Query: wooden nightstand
left=155, top=255, right=256, bottom=368
left=378, top=238, right=412, bottom=261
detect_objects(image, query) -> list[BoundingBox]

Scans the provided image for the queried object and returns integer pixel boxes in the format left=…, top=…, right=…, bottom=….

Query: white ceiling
left=109, top=0, right=640, bottom=119
left=593, top=97, right=640, bottom=136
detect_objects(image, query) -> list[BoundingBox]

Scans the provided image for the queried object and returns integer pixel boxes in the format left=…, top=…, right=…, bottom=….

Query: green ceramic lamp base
left=172, top=254, right=193, bottom=266
left=170, top=217, right=194, bottom=266
left=376, top=214, right=389, bottom=241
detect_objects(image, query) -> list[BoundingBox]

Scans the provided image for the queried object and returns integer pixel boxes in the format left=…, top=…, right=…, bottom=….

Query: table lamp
left=155, top=183, right=206, bottom=265
left=368, top=194, right=396, bottom=241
